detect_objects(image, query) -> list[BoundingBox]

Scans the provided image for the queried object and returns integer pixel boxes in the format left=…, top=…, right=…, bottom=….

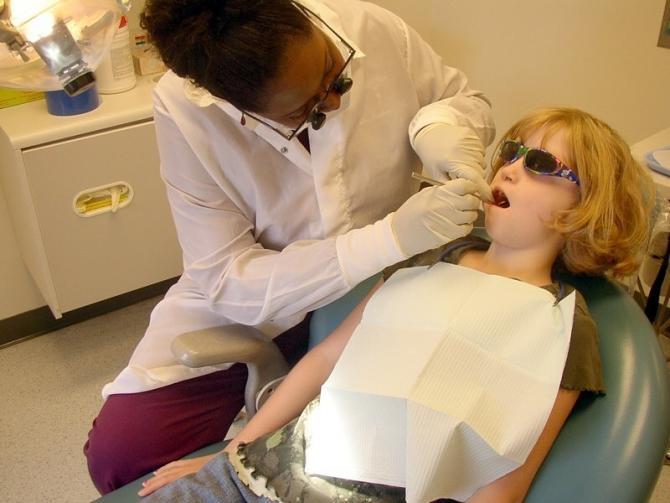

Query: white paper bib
left=305, top=263, right=575, bottom=503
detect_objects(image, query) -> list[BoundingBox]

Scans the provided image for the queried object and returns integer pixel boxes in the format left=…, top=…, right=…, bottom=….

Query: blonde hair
left=491, top=107, right=654, bottom=278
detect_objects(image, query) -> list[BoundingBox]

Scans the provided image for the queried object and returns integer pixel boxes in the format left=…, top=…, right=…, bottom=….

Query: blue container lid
left=45, top=86, right=99, bottom=116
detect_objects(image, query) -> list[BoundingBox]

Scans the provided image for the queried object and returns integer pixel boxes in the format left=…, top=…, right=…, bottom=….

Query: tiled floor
left=1, top=295, right=669, bottom=502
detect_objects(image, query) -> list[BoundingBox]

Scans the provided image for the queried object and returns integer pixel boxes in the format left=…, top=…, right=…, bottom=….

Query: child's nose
left=498, top=158, right=524, bottom=181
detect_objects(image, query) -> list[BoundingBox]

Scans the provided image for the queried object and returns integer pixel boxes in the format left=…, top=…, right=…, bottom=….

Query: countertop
left=631, top=126, right=670, bottom=200
left=0, top=74, right=160, bottom=150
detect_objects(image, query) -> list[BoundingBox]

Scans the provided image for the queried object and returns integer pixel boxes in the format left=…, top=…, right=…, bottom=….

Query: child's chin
left=483, top=214, right=507, bottom=240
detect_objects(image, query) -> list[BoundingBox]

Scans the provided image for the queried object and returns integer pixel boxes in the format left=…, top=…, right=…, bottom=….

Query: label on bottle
left=95, top=16, right=137, bottom=94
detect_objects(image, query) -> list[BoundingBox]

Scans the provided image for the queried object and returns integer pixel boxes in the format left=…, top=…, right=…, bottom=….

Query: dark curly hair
left=141, top=0, right=312, bottom=112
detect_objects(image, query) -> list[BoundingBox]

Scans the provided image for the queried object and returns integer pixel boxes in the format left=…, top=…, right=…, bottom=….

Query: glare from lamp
left=10, top=0, right=56, bottom=30
left=0, top=0, right=125, bottom=95
left=30, top=16, right=94, bottom=96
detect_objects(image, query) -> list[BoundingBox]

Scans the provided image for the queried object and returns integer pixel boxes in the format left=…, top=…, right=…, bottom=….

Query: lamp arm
left=0, top=20, right=28, bottom=61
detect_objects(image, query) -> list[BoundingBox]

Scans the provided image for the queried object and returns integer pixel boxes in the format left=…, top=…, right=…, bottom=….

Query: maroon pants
left=84, top=321, right=310, bottom=494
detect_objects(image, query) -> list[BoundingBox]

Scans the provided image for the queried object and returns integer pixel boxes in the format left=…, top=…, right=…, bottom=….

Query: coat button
left=280, top=147, right=288, bottom=154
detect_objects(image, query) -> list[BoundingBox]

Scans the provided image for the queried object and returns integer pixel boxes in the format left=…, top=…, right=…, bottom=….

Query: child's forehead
left=518, top=122, right=569, bottom=148
left=519, top=123, right=574, bottom=166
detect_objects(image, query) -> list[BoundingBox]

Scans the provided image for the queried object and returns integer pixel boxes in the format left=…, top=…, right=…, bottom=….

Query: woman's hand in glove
left=391, top=178, right=480, bottom=258
left=413, top=123, right=492, bottom=203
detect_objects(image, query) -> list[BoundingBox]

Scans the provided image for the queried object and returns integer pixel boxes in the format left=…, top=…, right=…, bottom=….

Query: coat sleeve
left=395, top=16, right=496, bottom=148
left=152, top=95, right=403, bottom=326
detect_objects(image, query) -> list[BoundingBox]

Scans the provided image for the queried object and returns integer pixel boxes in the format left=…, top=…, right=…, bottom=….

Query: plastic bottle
left=95, top=16, right=137, bottom=94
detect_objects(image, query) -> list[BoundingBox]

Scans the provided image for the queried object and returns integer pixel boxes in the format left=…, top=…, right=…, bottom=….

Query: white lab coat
left=103, top=0, right=494, bottom=397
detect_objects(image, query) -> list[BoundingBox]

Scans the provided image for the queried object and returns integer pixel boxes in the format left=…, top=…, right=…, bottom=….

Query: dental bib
left=305, top=263, right=575, bottom=503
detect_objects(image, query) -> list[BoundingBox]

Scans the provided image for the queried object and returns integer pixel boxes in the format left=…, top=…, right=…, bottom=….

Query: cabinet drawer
left=22, top=121, right=182, bottom=314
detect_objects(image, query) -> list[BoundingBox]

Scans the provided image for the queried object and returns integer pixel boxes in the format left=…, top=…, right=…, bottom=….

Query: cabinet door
left=22, top=120, right=182, bottom=314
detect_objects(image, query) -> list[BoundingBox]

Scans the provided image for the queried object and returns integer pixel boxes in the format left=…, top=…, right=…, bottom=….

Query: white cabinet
left=0, top=76, right=182, bottom=318
left=632, top=126, right=670, bottom=304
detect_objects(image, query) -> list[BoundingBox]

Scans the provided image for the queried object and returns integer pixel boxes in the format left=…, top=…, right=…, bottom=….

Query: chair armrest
left=171, top=325, right=289, bottom=415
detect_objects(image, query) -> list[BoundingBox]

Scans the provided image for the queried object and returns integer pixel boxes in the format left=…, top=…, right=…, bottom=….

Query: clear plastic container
left=95, top=15, right=136, bottom=94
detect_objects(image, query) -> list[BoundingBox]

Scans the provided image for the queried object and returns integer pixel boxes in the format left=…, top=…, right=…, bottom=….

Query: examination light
left=0, top=0, right=130, bottom=96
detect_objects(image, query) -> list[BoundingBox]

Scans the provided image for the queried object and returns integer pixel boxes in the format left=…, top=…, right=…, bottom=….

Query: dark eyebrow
left=286, top=42, right=333, bottom=117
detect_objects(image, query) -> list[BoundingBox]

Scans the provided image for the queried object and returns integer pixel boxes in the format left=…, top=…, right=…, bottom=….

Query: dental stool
left=96, top=273, right=670, bottom=503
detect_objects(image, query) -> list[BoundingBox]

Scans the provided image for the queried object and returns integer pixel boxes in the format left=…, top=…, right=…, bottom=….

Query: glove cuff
left=335, top=214, right=407, bottom=287
left=410, top=122, right=451, bottom=151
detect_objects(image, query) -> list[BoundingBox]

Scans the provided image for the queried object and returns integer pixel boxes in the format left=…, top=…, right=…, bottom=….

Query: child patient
left=139, top=107, right=653, bottom=502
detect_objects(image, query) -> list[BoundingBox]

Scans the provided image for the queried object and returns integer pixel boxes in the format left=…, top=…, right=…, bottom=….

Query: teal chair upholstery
left=98, top=273, right=669, bottom=502
left=526, top=273, right=670, bottom=502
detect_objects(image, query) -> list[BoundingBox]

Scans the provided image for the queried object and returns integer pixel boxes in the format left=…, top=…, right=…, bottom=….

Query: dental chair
left=97, top=273, right=670, bottom=503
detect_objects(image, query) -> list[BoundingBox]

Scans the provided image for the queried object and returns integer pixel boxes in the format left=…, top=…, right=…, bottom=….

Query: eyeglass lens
left=500, top=141, right=521, bottom=163
left=525, top=149, right=558, bottom=174
left=309, top=110, right=327, bottom=130
left=500, top=141, right=559, bottom=174
left=332, top=76, right=353, bottom=95
left=307, top=75, right=353, bottom=131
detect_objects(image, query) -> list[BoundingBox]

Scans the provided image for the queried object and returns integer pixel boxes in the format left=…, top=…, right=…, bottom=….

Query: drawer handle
left=73, top=182, right=134, bottom=217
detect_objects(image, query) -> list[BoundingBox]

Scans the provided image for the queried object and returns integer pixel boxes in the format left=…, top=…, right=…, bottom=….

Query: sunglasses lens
left=310, top=111, right=327, bottom=130
left=524, top=149, right=558, bottom=174
left=500, top=141, right=521, bottom=163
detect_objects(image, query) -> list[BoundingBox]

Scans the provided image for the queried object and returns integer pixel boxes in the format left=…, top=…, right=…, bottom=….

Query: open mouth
left=492, top=187, right=510, bottom=208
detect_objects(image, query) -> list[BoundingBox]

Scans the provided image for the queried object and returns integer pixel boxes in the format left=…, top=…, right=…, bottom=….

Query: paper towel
left=305, top=263, right=575, bottom=502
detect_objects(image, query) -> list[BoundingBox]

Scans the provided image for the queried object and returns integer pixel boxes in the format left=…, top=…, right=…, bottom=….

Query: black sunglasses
left=499, top=140, right=580, bottom=185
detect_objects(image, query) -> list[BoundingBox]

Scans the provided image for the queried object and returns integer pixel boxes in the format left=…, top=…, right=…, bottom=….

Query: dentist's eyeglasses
left=241, top=2, right=355, bottom=141
left=498, top=140, right=580, bottom=186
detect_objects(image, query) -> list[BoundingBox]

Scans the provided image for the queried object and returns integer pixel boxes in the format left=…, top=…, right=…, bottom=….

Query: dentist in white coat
left=84, top=0, right=495, bottom=494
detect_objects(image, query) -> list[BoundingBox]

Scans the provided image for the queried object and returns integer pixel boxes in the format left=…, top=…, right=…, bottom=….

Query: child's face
left=484, top=128, right=580, bottom=251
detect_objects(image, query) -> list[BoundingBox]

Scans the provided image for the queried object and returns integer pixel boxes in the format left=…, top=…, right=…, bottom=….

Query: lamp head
left=0, top=0, right=128, bottom=96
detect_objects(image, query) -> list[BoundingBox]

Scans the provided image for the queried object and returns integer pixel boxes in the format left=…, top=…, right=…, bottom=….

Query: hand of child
left=137, top=454, right=217, bottom=497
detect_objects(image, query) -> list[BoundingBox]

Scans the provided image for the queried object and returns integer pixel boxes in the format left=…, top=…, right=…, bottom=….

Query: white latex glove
left=391, top=178, right=480, bottom=258
left=412, top=123, right=492, bottom=202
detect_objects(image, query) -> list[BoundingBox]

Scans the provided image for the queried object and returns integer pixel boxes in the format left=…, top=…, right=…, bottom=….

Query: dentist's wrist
left=335, top=214, right=407, bottom=287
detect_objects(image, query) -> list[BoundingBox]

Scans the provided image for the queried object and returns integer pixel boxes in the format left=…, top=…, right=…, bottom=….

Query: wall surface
left=371, top=0, right=670, bottom=145
left=1, top=0, right=669, bottom=320
left=126, top=0, right=146, bottom=34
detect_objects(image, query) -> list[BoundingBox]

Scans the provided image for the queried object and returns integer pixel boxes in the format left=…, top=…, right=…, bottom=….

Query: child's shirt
left=228, top=237, right=605, bottom=502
